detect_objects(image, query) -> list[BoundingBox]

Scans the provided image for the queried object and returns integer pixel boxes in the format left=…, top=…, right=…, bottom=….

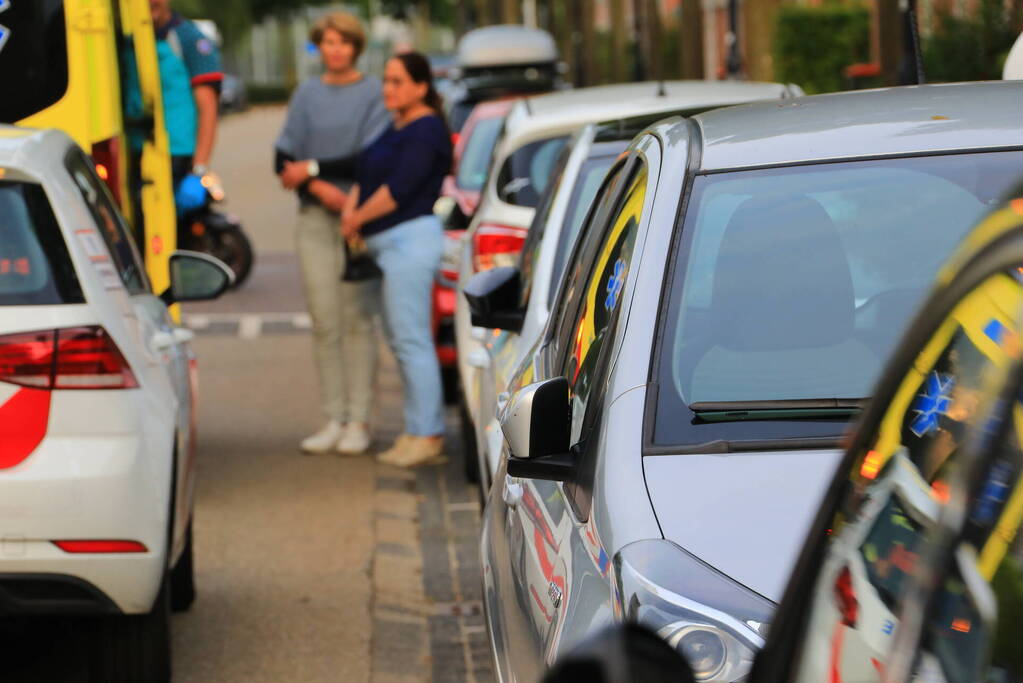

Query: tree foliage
left=773, top=5, right=871, bottom=94
left=923, top=0, right=1017, bottom=82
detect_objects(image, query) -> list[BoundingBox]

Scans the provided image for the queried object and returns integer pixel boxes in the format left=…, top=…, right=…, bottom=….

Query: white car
left=454, top=80, right=803, bottom=489
left=0, top=127, right=231, bottom=681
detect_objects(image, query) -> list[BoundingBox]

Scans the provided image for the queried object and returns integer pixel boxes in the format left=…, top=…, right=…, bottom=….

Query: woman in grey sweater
left=274, top=12, right=389, bottom=455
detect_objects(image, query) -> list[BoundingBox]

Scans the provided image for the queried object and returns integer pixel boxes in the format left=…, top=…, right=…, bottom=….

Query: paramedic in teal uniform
left=150, top=0, right=223, bottom=211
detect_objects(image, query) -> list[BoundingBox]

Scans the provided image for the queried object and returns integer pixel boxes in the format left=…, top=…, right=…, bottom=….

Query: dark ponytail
left=393, top=51, right=447, bottom=122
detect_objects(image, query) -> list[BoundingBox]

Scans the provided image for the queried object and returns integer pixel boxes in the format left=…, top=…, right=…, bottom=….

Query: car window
left=0, top=178, right=83, bottom=305
left=496, top=135, right=569, bottom=208
left=788, top=266, right=1023, bottom=682
left=518, top=146, right=571, bottom=310
left=549, top=155, right=619, bottom=308
left=920, top=378, right=1023, bottom=682
left=449, top=99, right=476, bottom=134
left=561, top=165, right=646, bottom=445
left=456, top=115, right=505, bottom=192
left=550, top=162, right=627, bottom=367
left=66, top=150, right=148, bottom=295
left=0, top=0, right=69, bottom=123
left=652, top=150, right=1023, bottom=448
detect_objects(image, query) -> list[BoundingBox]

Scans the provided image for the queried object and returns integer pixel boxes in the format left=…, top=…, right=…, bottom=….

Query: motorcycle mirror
left=543, top=623, right=697, bottom=683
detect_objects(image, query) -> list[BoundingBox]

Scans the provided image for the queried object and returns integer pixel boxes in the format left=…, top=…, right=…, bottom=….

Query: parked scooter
left=177, top=172, right=254, bottom=288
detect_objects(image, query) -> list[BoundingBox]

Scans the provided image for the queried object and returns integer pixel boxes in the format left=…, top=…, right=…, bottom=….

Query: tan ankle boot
left=376, top=434, right=412, bottom=462
left=377, top=436, right=446, bottom=468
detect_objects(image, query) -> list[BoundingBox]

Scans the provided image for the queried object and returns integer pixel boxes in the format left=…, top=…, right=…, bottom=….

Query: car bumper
left=0, top=392, right=171, bottom=615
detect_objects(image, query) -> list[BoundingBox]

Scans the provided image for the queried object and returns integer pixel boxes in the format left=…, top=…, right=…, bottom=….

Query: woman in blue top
left=341, top=52, right=453, bottom=467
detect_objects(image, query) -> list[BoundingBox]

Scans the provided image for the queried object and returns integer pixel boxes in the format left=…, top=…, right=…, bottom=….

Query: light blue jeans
left=365, top=214, right=445, bottom=437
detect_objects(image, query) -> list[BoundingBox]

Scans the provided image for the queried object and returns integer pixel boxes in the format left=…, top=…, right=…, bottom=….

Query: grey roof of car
left=524, top=80, right=796, bottom=119
left=501, top=81, right=798, bottom=146
left=0, top=126, right=71, bottom=173
left=690, top=81, right=1023, bottom=171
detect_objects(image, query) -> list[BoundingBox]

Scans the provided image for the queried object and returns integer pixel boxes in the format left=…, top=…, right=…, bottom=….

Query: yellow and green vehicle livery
left=0, top=0, right=177, bottom=294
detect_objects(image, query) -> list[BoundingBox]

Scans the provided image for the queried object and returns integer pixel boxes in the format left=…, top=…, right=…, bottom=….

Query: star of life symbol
left=0, top=1, right=11, bottom=56
left=604, top=258, right=626, bottom=311
left=910, top=371, right=955, bottom=437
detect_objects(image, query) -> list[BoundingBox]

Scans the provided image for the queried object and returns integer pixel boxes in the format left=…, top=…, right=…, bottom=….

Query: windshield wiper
left=689, top=398, right=867, bottom=423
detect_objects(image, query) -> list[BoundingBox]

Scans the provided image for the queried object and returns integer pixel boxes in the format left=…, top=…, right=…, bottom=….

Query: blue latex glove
left=175, top=174, right=207, bottom=215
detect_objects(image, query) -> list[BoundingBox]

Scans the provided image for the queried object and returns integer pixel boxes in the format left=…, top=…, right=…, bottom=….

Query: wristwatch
left=307, top=160, right=320, bottom=178
left=192, top=164, right=209, bottom=177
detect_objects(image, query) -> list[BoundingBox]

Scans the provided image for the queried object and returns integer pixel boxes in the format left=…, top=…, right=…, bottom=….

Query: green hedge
left=773, top=5, right=871, bottom=94
left=246, top=84, right=291, bottom=105
left=923, top=0, right=1017, bottom=82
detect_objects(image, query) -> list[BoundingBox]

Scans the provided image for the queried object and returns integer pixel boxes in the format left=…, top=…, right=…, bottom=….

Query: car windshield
left=496, top=135, right=569, bottom=208
left=0, top=179, right=83, bottom=305
left=456, top=116, right=505, bottom=192
left=0, top=0, right=69, bottom=123
left=652, top=150, right=1023, bottom=447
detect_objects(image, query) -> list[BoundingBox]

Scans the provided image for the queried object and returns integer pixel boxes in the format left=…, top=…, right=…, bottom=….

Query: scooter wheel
left=215, top=226, right=254, bottom=289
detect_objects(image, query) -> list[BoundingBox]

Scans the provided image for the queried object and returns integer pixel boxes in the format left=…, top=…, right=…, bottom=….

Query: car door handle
left=468, top=348, right=490, bottom=369
left=152, top=328, right=195, bottom=351
left=172, top=327, right=195, bottom=344
left=151, top=331, right=177, bottom=351
left=503, top=477, right=524, bottom=508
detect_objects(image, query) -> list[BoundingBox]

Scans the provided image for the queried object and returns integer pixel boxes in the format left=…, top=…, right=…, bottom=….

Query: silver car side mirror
left=501, top=377, right=574, bottom=481
left=160, top=250, right=234, bottom=305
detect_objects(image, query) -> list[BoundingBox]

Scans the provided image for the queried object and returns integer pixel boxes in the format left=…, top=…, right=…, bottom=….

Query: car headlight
left=613, top=540, right=774, bottom=682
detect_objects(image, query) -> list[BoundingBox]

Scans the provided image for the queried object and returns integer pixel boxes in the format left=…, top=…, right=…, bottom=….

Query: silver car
left=455, top=81, right=802, bottom=488
left=467, top=81, right=1023, bottom=682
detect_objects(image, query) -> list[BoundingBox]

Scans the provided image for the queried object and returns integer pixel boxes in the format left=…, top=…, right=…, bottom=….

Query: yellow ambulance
left=0, top=0, right=176, bottom=293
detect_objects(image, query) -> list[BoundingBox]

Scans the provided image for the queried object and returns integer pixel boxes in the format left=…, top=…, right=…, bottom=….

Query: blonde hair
left=310, top=12, right=366, bottom=59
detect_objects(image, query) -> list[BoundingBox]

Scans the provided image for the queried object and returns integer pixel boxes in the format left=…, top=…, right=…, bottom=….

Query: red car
left=435, top=99, right=516, bottom=402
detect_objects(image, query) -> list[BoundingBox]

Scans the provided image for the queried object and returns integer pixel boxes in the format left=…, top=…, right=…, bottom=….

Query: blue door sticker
left=0, top=0, right=10, bottom=56
left=910, top=371, right=954, bottom=437
left=604, top=259, right=626, bottom=311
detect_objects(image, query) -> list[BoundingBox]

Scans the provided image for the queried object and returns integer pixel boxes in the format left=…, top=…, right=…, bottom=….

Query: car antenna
left=657, top=80, right=666, bottom=97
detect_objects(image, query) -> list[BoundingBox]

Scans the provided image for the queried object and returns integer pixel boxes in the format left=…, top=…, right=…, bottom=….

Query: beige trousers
left=295, top=204, right=377, bottom=423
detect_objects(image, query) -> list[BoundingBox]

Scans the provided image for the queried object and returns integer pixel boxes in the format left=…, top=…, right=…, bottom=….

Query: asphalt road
left=5, top=106, right=492, bottom=683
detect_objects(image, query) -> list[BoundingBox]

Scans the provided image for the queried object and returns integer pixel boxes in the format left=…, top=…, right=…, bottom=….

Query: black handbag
left=342, top=235, right=382, bottom=282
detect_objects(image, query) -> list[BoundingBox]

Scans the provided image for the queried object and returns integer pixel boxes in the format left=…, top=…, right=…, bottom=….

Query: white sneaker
left=337, top=423, right=371, bottom=455
left=301, top=420, right=344, bottom=454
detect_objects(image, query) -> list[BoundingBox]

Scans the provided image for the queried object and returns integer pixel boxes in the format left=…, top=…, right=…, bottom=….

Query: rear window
left=495, top=135, right=568, bottom=208
left=0, top=179, right=83, bottom=305
left=456, top=116, right=505, bottom=192
left=0, top=0, right=69, bottom=123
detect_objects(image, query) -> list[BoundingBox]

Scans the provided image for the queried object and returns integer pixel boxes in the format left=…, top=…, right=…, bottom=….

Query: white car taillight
left=472, top=223, right=528, bottom=272
left=440, top=230, right=463, bottom=284
left=0, top=326, right=138, bottom=390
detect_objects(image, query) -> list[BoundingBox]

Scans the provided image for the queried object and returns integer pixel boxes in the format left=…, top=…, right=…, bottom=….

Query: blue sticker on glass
left=604, top=259, right=626, bottom=311
left=910, top=371, right=954, bottom=437
left=985, top=318, right=1007, bottom=346
left=972, top=461, right=1013, bottom=526
left=0, top=0, right=11, bottom=56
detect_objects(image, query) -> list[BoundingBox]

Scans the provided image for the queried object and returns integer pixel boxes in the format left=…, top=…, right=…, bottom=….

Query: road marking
left=186, top=315, right=210, bottom=330
left=238, top=314, right=262, bottom=340
left=183, top=312, right=312, bottom=338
